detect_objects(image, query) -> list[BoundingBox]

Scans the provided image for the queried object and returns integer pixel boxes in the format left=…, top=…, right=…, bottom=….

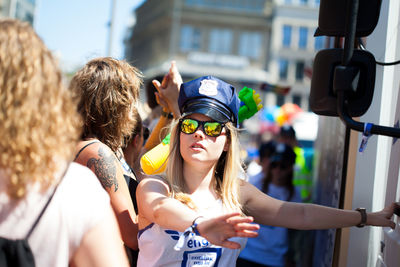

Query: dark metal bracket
left=335, top=0, right=400, bottom=138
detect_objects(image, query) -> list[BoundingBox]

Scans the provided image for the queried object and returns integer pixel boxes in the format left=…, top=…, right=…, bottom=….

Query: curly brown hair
left=0, top=19, right=81, bottom=199
left=69, top=57, right=143, bottom=151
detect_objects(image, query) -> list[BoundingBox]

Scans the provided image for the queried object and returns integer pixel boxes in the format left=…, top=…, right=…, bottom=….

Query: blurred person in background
left=277, top=125, right=312, bottom=202
left=143, top=75, right=164, bottom=131
left=122, top=108, right=149, bottom=215
left=277, top=125, right=315, bottom=267
left=123, top=109, right=150, bottom=179
left=0, top=19, right=128, bottom=267
left=237, top=143, right=302, bottom=267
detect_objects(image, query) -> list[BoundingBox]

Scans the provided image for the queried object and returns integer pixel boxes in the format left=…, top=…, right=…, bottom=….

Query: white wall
left=346, top=1, right=400, bottom=266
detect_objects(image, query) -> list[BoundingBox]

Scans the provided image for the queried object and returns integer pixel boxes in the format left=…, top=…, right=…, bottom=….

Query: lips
left=191, top=142, right=205, bottom=150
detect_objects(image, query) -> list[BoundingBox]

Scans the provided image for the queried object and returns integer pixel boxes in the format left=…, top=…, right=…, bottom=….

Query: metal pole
left=107, top=0, right=117, bottom=57
left=9, top=0, right=17, bottom=18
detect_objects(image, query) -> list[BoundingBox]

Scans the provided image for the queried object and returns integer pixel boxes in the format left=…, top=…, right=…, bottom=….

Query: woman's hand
left=367, top=202, right=400, bottom=229
left=152, top=61, right=182, bottom=118
left=196, top=212, right=259, bottom=249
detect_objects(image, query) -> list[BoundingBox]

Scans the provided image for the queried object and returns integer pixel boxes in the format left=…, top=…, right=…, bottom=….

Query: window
left=282, top=25, right=292, bottom=47
left=295, top=61, right=305, bottom=81
left=298, top=27, right=308, bottom=49
left=277, top=95, right=285, bottom=107
left=314, top=36, right=324, bottom=50
left=180, top=25, right=202, bottom=52
left=292, top=94, right=302, bottom=106
left=299, top=0, right=308, bottom=5
left=185, top=0, right=264, bottom=13
left=209, top=28, right=233, bottom=54
left=239, top=32, right=262, bottom=58
left=279, top=59, right=289, bottom=80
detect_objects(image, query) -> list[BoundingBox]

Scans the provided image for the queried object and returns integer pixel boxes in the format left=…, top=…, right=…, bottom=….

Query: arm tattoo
left=87, top=147, right=119, bottom=192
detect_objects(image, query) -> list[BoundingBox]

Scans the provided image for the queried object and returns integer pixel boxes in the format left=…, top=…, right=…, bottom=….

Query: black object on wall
left=310, top=0, right=400, bottom=138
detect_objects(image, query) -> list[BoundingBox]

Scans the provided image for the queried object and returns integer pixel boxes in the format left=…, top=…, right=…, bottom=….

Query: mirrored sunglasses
left=180, top=118, right=225, bottom=137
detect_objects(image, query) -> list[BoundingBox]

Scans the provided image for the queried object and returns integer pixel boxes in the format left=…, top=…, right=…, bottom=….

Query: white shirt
left=138, top=199, right=247, bottom=267
left=0, top=163, right=110, bottom=267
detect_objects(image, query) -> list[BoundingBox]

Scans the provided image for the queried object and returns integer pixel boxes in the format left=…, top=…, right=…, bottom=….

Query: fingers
left=161, top=73, right=169, bottom=88
left=155, top=92, right=160, bottom=105
left=169, top=61, right=183, bottom=85
left=227, top=215, right=254, bottom=224
left=234, top=222, right=260, bottom=231
left=155, top=93, right=168, bottom=110
left=152, top=80, right=161, bottom=92
left=235, top=230, right=259, bottom=238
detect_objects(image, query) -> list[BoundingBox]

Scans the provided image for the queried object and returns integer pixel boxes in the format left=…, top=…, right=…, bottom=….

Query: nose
left=193, top=126, right=205, bottom=139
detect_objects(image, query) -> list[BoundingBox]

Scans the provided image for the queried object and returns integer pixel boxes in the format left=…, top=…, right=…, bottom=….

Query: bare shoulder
left=137, top=175, right=171, bottom=195
left=74, top=140, right=121, bottom=192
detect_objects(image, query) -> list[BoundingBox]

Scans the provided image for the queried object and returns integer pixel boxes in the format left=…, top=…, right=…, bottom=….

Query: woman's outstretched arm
left=241, top=180, right=397, bottom=230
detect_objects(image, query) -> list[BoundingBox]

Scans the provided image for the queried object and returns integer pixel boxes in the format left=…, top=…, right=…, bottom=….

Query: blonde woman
left=0, top=19, right=128, bottom=266
left=136, top=75, right=398, bottom=266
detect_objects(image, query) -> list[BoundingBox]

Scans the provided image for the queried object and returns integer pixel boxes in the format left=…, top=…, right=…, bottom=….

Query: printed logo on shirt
left=182, top=247, right=222, bottom=267
left=165, top=230, right=210, bottom=248
left=165, top=230, right=180, bottom=240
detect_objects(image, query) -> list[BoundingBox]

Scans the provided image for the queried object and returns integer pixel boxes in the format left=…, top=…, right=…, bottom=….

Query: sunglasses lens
left=181, top=119, right=198, bottom=134
left=204, top=122, right=223, bottom=137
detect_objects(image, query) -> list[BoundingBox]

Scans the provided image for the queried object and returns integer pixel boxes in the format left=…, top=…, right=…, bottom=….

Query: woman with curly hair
left=0, top=19, right=128, bottom=266
left=70, top=57, right=182, bottom=266
left=70, top=57, right=142, bottom=256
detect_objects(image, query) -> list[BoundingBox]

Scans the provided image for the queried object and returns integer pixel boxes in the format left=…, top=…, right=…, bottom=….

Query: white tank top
left=137, top=199, right=247, bottom=267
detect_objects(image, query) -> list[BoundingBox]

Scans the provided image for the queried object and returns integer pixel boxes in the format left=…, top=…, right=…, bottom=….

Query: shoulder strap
left=25, top=166, right=69, bottom=240
left=73, top=140, right=100, bottom=161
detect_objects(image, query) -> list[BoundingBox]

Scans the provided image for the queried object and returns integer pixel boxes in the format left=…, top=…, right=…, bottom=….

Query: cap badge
left=199, top=79, right=218, bottom=96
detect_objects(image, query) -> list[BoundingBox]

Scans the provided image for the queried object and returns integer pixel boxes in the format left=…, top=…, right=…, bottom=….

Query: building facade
left=0, top=0, right=36, bottom=25
left=266, top=0, right=322, bottom=110
left=125, top=0, right=322, bottom=110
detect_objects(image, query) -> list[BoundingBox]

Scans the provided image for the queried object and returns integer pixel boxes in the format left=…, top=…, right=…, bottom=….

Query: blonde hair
left=69, top=57, right=143, bottom=152
left=166, top=120, right=243, bottom=212
left=0, top=19, right=80, bottom=199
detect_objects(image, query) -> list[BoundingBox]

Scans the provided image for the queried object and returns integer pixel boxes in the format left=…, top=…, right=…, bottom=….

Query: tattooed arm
left=74, top=140, right=139, bottom=250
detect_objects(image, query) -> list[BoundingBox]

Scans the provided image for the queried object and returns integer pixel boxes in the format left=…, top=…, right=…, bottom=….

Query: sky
left=35, top=0, right=145, bottom=72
